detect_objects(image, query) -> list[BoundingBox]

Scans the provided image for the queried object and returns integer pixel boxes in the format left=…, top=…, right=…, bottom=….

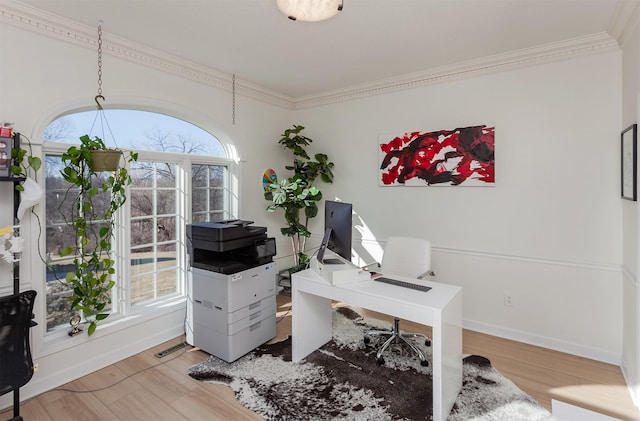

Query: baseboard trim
left=464, top=319, right=620, bottom=365
left=621, top=364, right=640, bottom=409
left=552, top=399, right=624, bottom=421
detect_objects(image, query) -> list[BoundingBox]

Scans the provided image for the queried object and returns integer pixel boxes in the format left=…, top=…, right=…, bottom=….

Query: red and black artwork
left=379, top=125, right=495, bottom=186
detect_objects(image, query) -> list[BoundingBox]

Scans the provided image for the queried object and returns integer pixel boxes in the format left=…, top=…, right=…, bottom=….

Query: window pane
left=131, top=247, right=153, bottom=277
left=131, top=218, right=154, bottom=246
left=192, top=188, right=207, bottom=212
left=192, top=213, right=208, bottom=223
left=81, top=221, right=109, bottom=256
left=130, top=272, right=155, bottom=304
left=192, top=164, right=207, bottom=187
left=157, top=268, right=178, bottom=298
left=45, top=157, right=76, bottom=225
left=209, top=189, right=224, bottom=210
left=157, top=216, right=176, bottom=242
left=157, top=190, right=175, bottom=214
left=156, top=163, right=176, bottom=187
left=131, top=242, right=177, bottom=305
left=209, top=166, right=225, bottom=187
left=131, top=189, right=153, bottom=217
left=193, top=211, right=225, bottom=223
left=46, top=281, right=73, bottom=330
left=130, top=163, right=154, bottom=188
left=45, top=110, right=226, bottom=157
left=88, top=174, right=113, bottom=217
left=47, top=191, right=76, bottom=224
left=46, top=223, right=76, bottom=257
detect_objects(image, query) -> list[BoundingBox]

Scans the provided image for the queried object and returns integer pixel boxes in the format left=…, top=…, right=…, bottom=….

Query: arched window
left=44, top=110, right=227, bottom=156
left=43, top=109, right=234, bottom=332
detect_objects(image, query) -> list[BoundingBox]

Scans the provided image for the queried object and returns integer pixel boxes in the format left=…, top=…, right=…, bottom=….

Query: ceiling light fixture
left=276, top=0, right=343, bottom=22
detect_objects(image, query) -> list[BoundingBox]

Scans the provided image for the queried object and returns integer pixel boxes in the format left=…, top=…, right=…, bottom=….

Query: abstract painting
left=379, top=125, right=495, bottom=186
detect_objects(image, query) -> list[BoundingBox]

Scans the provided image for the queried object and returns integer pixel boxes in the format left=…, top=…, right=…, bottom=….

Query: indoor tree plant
left=265, top=125, right=334, bottom=270
left=59, top=134, right=137, bottom=335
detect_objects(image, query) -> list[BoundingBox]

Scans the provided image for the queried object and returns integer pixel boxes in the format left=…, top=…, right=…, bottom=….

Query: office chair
left=363, top=236, right=434, bottom=367
left=0, top=290, right=37, bottom=421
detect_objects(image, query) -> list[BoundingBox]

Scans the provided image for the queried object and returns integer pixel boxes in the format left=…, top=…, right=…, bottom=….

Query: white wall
left=620, top=7, right=640, bottom=406
left=294, top=52, right=623, bottom=363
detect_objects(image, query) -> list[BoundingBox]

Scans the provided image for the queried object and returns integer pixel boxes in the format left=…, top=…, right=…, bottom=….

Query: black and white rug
left=188, top=307, right=551, bottom=420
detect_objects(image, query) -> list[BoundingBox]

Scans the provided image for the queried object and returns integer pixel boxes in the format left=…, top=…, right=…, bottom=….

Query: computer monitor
left=324, top=200, right=352, bottom=262
left=316, top=227, right=334, bottom=264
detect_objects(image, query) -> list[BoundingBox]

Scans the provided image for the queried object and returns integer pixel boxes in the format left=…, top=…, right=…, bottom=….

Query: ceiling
left=10, top=0, right=631, bottom=99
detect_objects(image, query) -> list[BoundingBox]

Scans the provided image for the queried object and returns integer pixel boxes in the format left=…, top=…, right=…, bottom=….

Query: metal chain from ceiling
left=96, top=20, right=104, bottom=109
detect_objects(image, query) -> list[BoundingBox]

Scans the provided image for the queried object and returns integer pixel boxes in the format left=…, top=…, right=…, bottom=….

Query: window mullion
left=178, top=159, right=189, bottom=296
left=152, top=163, right=159, bottom=301
left=116, top=167, right=132, bottom=316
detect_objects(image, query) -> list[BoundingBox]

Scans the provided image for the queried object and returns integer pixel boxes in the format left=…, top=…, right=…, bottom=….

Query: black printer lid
left=187, top=220, right=267, bottom=242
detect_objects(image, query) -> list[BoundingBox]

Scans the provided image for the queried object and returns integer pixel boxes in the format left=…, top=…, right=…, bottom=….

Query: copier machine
left=186, top=219, right=277, bottom=362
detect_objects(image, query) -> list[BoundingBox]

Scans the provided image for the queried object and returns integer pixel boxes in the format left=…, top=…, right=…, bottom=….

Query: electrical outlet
left=504, top=292, right=514, bottom=307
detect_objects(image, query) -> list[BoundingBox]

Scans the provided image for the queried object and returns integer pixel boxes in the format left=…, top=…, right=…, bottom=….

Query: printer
left=187, top=219, right=276, bottom=274
left=186, top=219, right=277, bottom=362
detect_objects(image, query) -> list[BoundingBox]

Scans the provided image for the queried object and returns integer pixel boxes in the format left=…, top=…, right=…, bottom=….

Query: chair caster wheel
left=420, top=360, right=429, bottom=367
left=377, top=356, right=385, bottom=365
left=425, top=339, right=431, bottom=346
left=364, top=336, right=371, bottom=345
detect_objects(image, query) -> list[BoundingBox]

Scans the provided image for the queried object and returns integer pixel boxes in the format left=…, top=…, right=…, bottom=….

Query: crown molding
left=610, top=0, right=640, bottom=47
left=293, top=32, right=620, bottom=109
left=0, top=1, right=623, bottom=111
left=0, top=1, right=295, bottom=110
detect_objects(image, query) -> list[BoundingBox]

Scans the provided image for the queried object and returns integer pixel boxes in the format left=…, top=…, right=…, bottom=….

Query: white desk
left=291, top=268, right=463, bottom=421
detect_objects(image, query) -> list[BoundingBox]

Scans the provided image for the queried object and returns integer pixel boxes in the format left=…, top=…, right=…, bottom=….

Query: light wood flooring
left=2, top=295, right=639, bottom=420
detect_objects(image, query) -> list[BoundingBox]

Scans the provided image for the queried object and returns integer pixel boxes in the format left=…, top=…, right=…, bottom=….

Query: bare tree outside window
left=43, top=116, right=75, bottom=142
left=192, top=164, right=228, bottom=223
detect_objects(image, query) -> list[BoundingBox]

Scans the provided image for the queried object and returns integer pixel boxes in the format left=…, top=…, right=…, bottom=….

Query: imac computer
left=317, top=201, right=352, bottom=264
left=313, top=201, right=368, bottom=284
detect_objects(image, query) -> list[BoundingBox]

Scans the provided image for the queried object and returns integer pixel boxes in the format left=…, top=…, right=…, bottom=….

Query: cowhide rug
left=187, top=307, right=551, bottom=420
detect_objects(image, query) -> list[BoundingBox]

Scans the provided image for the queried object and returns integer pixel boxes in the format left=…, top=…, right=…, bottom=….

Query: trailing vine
left=59, top=134, right=137, bottom=335
left=10, top=134, right=42, bottom=190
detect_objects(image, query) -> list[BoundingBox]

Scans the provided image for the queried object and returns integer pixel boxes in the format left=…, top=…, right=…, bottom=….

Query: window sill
left=40, top=295, right=186, bottom=357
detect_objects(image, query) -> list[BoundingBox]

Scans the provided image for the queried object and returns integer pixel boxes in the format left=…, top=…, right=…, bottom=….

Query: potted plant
left=74, top=134, right=123, bottom=172
left=59, top=134, right=137, bottom=335
left=265, top=125, right=334, bottom=270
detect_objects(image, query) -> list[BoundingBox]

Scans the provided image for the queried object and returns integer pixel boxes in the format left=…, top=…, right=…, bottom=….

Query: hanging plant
left=89, top=149, right=122, bottom=172
left=59, top=134, right=137, bottom=335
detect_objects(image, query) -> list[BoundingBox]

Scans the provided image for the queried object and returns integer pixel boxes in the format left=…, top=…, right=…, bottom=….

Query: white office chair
left=364, top=236, right=434, bottom=367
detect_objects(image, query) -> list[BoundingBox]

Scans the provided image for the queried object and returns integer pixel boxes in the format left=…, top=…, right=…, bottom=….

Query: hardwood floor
left=3, top=295, right=639, bottom=420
